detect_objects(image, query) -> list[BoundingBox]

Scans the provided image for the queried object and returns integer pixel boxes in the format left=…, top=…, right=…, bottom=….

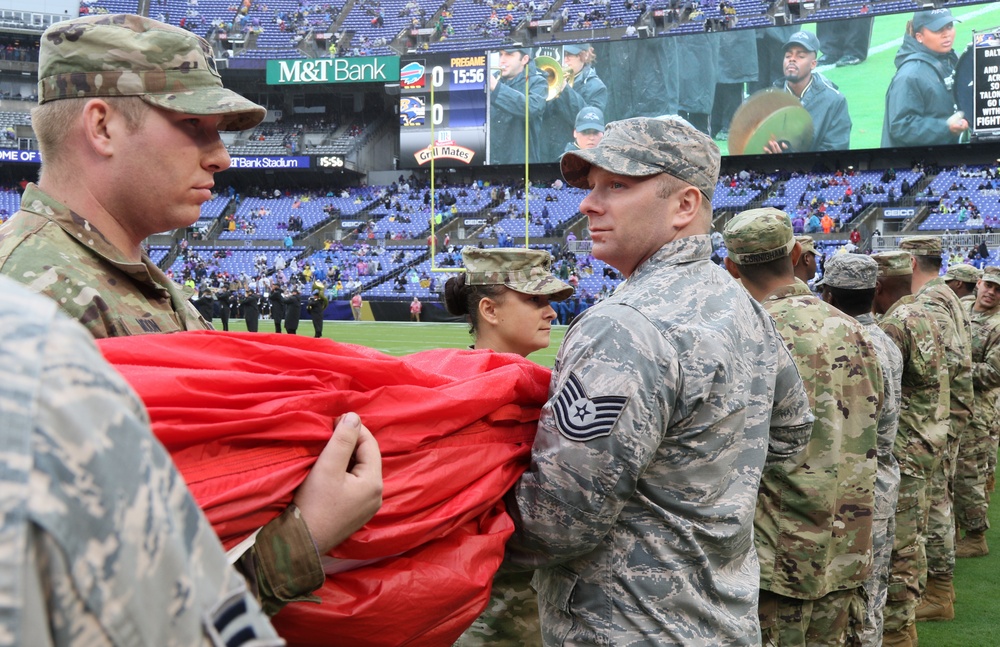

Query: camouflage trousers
left=858, top=514, right=894, bottom=647
left=453, top=571, right=542, bottom=647
left=955, top=421, right=991, bottom=533
left=987, top=427, right=999, bottom=491
left=925, top=434, right=958, bottom=577
left=759, top=587, right=864, bottom=647
left=884, top=471, right=929, bottom=633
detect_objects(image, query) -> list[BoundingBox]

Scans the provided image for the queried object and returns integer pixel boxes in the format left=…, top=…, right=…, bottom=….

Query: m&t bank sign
left=266, top=57, right=400, bottom=84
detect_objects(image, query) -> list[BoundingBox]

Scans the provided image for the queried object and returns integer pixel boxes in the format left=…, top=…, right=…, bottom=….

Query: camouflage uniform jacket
left=0, top=183, right=209, bottom=339
left=0, top=276, right=282, bottom=647
left=914, top=278, right=974, bottom=441
left=0, top=184, right=323, bottom=616
left=966, top=302, right=1000, bottom=433
left=757, top=281, right=882, bottom=599
left=857, top=313, right=903, bottom=522
left=878, top=296, right=950, bottom=476
left=506, top=235, right=814, bottom=646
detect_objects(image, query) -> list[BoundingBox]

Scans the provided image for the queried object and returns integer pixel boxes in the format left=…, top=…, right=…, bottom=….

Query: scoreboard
left=398, top=52, right=488, bottom=168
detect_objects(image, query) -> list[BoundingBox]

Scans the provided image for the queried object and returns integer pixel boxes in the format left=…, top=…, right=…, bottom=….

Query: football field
left=223, top=319, right=566, bottom=368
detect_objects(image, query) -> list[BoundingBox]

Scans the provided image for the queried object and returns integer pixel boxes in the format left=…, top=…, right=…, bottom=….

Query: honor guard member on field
left=942, top=262, right=982, bottom=302
left=0, top=275, right=283, bottom=646
left=0, top=14, right=382, bottom=617
left=872, top=250, right=949, bottom=647
left=489, top=47, right=548, bottom=164
left=793, top=235, right=818, bottom=284
left=953, top=266, right=1000, bottom=559
left=766, top=31, right=852, bottom=153
left=817, top=253, right=903, bottom=647
left=504, top=116, right=814, bottom=646
left=723, top=209, right=882, bottom=647
left=563, top=107, right=605, bottom=154
left=540, top=43, right=608, bottom=161
left=898, top=235, right=973, bottom=624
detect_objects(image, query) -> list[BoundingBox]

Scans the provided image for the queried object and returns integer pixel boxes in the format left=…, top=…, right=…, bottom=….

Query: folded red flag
left=98, top=331, right=550, bottom=647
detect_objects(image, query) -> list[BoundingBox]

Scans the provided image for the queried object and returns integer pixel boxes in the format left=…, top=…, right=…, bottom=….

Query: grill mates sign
left=266, top=57, right=401, bottom=84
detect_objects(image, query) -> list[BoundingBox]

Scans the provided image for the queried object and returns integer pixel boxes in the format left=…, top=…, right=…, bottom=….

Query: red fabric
left=98, top=331, right=550, bottom=647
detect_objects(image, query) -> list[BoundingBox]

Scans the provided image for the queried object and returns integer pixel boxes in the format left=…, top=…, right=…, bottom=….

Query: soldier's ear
left=723, top=256, right=741, bottom=280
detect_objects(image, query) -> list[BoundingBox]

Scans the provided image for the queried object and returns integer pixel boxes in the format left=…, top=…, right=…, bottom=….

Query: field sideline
left=220, top=317, right=997, bottom=644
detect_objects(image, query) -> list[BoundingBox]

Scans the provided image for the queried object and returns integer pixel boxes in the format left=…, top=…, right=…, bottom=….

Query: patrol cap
left=500, top=47, right=531, bottom=56
left=872, top=251, right=913, bottom=277
left=942, top=263, right=983, bottom=283
left=38, top=14, right=266, bottom=131
left=795, top=235, right=816, bottom=255
left=463, top=247, right=574, bottom=301
left=561, top=116, right=721, bottom=200
left=913, top=8, right=958, bottom=33
left=815, top=253, right=877, bottom=290
left=723, top=208, right=795, bottom=265
left=784, top=30, right=820, bottom=53
left=981, top=266, right=1000, bottom=286
left=899, top=235, right=942, bottom=257
left=563, top=43, right=591, bottom=55
left=575, top=107, right=605, bottom=133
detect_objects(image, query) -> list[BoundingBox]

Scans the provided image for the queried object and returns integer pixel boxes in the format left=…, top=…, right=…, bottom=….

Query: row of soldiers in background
left=190, top=282, right=331, bottom=337
left=720, top=216, right=998, bottom=646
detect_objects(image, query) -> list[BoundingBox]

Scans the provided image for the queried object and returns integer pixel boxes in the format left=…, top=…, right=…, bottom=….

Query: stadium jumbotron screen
left=398, top=3, right=1000, bottom=167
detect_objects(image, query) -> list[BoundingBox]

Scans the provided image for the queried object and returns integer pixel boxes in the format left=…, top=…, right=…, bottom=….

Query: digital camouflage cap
left=815, top=253, right=877, bottom=290
left=795, top=235, right=816, bottom=255
left=981, top=266, right=1000, bottom=286
left=872, top=250, right=913, bottom=277
left=463, top=247, right=574, bottom=301
left=38, top=14, right=266, bottom=131
left=723, top=208, right=795, bottom=265
left=560, top=116, right=720, bottom=200
left=898, top=235, right=942, bottom=257
left=942, top=263, right=983, bottom=284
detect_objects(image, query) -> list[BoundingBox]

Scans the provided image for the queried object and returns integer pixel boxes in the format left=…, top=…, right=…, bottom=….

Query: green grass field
left=224, top=318, right=998, bottom=643
left=224, top=319, right=567, bottom=367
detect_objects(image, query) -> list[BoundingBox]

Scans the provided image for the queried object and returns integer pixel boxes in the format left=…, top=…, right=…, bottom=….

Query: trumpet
left=535, top=55, right=574, bottom=101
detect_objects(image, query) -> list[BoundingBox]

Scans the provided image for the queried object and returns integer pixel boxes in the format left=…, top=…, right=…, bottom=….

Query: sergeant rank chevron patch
left=553, top=372, right=628, bottom=441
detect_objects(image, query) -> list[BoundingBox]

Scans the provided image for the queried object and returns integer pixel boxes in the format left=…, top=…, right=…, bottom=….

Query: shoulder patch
left=553, top=372, right=628, bottom=441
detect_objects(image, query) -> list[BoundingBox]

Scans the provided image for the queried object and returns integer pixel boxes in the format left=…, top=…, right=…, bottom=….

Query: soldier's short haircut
left=823, top=285, right=876, bottom=317
left=913, top=254, right=943, bottom=272
left=656, top=173, right=713, bottom=222
left=731, top=255, right=794, bottom=283
left=33, top=96, right=148, bottom=166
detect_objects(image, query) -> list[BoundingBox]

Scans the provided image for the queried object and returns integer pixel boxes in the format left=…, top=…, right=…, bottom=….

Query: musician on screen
left=882, top=8, right=969, bottom=149
left=765, top=30, right=853, bottom=153
left=488, top=47, right=548, bottom=164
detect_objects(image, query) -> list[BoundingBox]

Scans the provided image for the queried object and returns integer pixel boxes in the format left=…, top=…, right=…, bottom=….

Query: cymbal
left=742, top=106, right=814, bottom=155
left=728, top=89, right=804, bottom=155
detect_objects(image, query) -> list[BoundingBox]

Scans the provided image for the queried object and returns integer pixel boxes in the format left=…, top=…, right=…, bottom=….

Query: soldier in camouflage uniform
left=448, top=248, right=574, bottom=647
left=942, top=263, right=982, bottom=303
left=953, top=266, right=1000, bottom=558
left=898, top=236, right=974, bottom=623
left=723, top=209, right=883, bottom=647
left=817, top=253, right=903, bottom=647
left=504, top=117, right=814, bottom=646
left=0, top=275, right=283, bottom=646
left=793, top=235, right=818, bottom=285
left=872, top=250, right=949, bottom=647
left=0, top=14, right=383, bottom=617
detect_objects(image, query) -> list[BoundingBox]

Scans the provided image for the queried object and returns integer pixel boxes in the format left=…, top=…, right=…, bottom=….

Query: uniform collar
left=18, top=183, right=174, bottom=296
